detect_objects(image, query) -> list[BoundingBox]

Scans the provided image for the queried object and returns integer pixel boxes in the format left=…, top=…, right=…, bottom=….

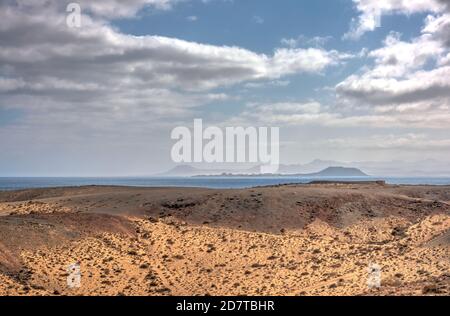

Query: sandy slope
left=0, top=183, right=448, bottom=296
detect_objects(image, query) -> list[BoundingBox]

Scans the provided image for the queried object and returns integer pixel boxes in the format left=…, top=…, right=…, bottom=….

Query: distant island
left=196, top=167, right=369, bottom=178
left=303, top=167, right=369, bottom=177
left=158, top=159, right=450, bottom=177
left=160, top=165, right=369, bottom=178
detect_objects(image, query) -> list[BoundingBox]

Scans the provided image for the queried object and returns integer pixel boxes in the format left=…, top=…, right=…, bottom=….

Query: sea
left=0, top=176, right=450, bottom=191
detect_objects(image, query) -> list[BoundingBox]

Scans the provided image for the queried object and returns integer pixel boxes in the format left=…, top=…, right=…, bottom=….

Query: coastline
left=1, top=176, right=450, bottom=192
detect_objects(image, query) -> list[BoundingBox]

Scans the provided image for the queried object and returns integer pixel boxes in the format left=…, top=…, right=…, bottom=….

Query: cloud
left=67, top=0, right=181, bottom=18
left=246, top=101, right=322, bottom=114
left=423, top=13, right=450, bottom=48
left=323, top=134, right=450, bottom=151
left=236, top=99, right=450, bottom=129
left=336, top=66, right=450, bottom=105
left=252, top=15, right=264, bottom=24
left=186, top=15, right=198, bottom=22
left=243, top=80, right=290, bottom=89
left=0, top=0, right=345, bottom=130
left=281, top=35, right=332, bottom=48
left=337, top=12, right=450, bottom=119
left=344, top=0, right=448, bottom=40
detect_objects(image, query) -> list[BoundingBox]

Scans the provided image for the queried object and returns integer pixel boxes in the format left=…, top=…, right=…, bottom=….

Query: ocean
left=0, top=176, right=450, bottom=191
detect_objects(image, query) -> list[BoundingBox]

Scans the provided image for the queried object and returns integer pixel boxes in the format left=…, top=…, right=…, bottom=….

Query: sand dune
left=0, top=183, right=448, bottom=296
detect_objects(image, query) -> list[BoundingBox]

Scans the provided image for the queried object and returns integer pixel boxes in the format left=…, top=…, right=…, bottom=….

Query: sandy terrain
left=0, top=183, right=448, bottom=296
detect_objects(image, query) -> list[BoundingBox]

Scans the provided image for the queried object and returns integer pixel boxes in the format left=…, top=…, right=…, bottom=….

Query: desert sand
left=0, top=183, right=448, bottom=296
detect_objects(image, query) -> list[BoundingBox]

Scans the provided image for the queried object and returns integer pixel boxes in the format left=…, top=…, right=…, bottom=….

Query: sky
left=0, top=0, right=450, bottom=176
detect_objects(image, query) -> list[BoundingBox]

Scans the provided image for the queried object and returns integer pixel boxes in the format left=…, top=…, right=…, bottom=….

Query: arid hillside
left=0, top=183, right=448, bottom=296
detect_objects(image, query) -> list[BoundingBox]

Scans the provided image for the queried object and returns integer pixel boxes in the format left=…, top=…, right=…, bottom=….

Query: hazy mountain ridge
left=301, top=167, right=368, bottom=177
left=160, top=159, right=450, bottom=177
left=160, top=165, right=369, bottom=177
